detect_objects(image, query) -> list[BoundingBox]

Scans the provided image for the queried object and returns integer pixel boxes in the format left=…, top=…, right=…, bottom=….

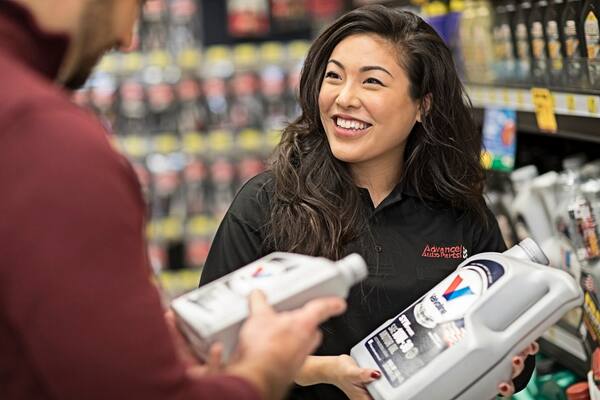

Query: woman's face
left=318, top=34, right=421, bottom=170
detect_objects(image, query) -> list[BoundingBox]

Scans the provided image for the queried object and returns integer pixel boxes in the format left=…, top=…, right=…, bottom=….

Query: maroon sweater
left=0, top=3, right=260, bottom=400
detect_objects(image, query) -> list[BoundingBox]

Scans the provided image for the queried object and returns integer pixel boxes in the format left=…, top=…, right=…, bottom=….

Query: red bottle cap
left=566, top=382, right=590, bottom=400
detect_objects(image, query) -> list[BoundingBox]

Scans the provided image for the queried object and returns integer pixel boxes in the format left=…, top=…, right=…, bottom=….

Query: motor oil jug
left=351, top=239, right=583, bottom=400
left=171, top=252, right=367, bottom=361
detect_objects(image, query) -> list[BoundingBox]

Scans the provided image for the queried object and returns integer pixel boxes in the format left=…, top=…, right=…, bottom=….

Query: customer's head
left=268, top=5, right=486, bottom=259
left=17, top=0, right=141, bottom=89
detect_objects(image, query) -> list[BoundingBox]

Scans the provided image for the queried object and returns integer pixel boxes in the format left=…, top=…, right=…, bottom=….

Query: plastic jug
left=351, top=239, right=583, bottom=400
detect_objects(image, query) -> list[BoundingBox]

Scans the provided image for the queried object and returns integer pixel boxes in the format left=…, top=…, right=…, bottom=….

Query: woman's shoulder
left=227, top=170, right=274, bottom=225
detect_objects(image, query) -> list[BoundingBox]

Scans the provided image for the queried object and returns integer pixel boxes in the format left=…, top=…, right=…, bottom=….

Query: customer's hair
left=265, top=4, right=486, bottom=259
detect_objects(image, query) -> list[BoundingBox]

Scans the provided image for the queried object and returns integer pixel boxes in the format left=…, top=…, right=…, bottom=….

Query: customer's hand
left=328, top=354, right=379, bottom=400
left=497, top=341, right=539, bottom=397
left=227, top=290, right=347, bottom=400
left=164, top=310, right=224, bottom=378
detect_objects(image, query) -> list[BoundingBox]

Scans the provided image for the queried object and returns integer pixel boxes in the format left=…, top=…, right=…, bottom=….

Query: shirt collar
left=0, top=1, right=70, bottom=81
left=358, top=179, right=419, bottom=213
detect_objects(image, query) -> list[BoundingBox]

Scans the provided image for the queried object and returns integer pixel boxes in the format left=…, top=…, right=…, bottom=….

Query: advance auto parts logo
left=414, top=271, right=483, bottom=329
left=422, top=244, right=468, bottom=259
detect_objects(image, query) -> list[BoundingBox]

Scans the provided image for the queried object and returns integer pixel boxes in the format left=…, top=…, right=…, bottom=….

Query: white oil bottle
left=351, top=238, right=582, bottom=400
left=171, top=252, right=367, bottom=361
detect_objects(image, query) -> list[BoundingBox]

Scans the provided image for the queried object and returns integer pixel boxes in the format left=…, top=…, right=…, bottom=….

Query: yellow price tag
left=187, top=215, right=210, bottom=236
left=566, top=94, right=576, bottom=112
left=146, top=219, right=163, bottom=241
left=97, top=54, right=118, bottom=73
left=233, top=44, right=258, bottom=67
left=238, top=129, right=262, bottom=152
left=516, top=91, right=525, bottom=107
left=123, top=52, right=144, bottom=72
left=162, top=217, right=184, bottom=241
left=265, top=129, right=282, bottom=149
left=122, top=135, right=148, bottom=158
left=260, top=42, right=285, bottom=64
left=148, top=50, right=171, bottom=68
left=178, top=48, right=200, bottom=70
left=288, top=41, right=310, bottom=60
left=502, top=89, right=510, bottom=105
left=205, top=46, right=231, bottom=63
left=531, top=88, right=558, bottom=133
left=154, top=133, right=179, bottom=154
left=209, top=130, right=233, bottom=153
left=481, top=150, right=493, bottom=170
left=182, top=132, right=205, bottom=154
left=588, top=96, right=598, bottom=114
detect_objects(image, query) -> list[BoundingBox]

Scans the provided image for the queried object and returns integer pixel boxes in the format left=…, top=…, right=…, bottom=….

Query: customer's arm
left=0, top=108, right=267, bottom=400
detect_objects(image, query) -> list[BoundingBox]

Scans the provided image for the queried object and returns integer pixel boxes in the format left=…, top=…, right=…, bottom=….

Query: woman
left=200, top=5, right=536, bottom=400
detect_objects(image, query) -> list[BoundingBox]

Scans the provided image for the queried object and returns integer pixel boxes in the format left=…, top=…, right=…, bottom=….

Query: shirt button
left=375, top=245, right=383, bottom=253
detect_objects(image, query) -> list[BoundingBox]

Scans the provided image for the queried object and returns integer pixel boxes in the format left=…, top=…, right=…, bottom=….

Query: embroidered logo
left=421, top=244, right=467, bottom=259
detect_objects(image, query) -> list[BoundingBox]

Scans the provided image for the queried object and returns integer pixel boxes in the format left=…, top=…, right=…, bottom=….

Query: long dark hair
left=265, top=5, right=486, bottom=259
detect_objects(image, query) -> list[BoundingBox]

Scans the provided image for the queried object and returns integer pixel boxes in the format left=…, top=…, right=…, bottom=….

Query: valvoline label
left=365, top=260, right=505, bottom=387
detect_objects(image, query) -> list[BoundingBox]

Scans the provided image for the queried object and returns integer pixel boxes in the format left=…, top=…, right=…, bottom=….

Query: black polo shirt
left=199, top=171, right=534, bottom=399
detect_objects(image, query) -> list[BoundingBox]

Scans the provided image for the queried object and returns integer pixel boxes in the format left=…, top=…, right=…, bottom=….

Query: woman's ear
left=417, top=93, right=432, bottom=123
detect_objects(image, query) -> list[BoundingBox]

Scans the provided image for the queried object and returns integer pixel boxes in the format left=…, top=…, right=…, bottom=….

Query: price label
left=288, top=40, right=310, bottom=60
left=516, top=91, right=525, bottom=107
left=187, top=215, right=210, bottom=237
left=122, top=135, right=148, bottom=158
left=238, top=129, right=263, bottom=152
left=162, top=217, right=184, bottom=241
left=148, top=50, right=171, bottom=68
left=233, top=44, right=258, bottom=67
left=588, top=96, right=599, bottom=114
left=531, top=88, right=558, bottom=133
left=97, top=54, right=118, bottom=73
left=123, top=52, right=144, bottom=72
left=265, top=129, right=282, bottom=149
left=146, top=219, right=163, bottom=241
left=209, top=130, right=234, bottom=153
left=260, top=42, right=285, bottom=64
left=154, top=133, right=179, bottom=154
left=502, top=89, right=510, bottom=105
left=566, top=94, right=576, bottom=112
left=205, top=46, right=231, bottom=63
left=182, top=132, right=205, bottom=154
left=178, top=48, right=200, bottom=70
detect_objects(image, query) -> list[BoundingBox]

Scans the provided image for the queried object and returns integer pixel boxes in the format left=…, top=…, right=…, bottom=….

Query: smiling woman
left=198, top=5, right=536, bottom=400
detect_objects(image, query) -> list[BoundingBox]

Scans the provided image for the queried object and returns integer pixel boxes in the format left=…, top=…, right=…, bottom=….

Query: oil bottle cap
left=566, top=382, right=590, bottom=400
left=511, top=165, right=539, bottom=184
left=518, top=238, right=550, bottom=265
left=336, top=253, right=368, bottom=286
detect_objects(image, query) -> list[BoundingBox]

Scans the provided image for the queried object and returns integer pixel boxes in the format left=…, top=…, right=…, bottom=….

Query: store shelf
left=467, top=85, right=600, bottom=144
left=540, top=321, right=589, bottom=378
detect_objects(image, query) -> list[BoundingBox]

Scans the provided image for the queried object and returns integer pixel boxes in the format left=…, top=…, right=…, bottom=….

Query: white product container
left=351, top=239, right=583, bottom=400
left=171, top=252, right=367, bottom=361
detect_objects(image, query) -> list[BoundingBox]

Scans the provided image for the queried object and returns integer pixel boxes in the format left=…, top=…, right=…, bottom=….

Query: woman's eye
left=364, top=77, right=383, bottom=86
left=325, top=71, right=341, bottom=79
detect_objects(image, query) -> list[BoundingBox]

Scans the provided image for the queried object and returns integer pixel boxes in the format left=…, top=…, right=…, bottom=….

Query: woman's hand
left=329, top=355, right=381, bottom=400
left=497, top=341, right=539, bottom=397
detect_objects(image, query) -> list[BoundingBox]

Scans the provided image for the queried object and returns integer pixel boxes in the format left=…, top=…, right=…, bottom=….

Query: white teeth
left=336, top=117, right=369, bottom=130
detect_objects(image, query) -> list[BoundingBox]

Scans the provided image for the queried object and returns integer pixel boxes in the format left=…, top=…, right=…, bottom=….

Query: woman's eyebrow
left=327, top=59, right=393, bottom=78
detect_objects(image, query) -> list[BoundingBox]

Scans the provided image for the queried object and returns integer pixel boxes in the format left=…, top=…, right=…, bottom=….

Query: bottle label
left=564, top=19, right=580, bottom=58
left=364, top=260, right=504, bottom=387
left=532, top=21, right=547, bottom=60
left=547, top=20, right=564, bottom=71
left=585, top=11, right=600, bottom=59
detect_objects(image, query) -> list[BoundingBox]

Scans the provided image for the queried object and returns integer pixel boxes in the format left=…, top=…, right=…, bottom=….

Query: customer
left=199, top=5, right=538, bottom=400
left=0, top=1, right=346, bottom=399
